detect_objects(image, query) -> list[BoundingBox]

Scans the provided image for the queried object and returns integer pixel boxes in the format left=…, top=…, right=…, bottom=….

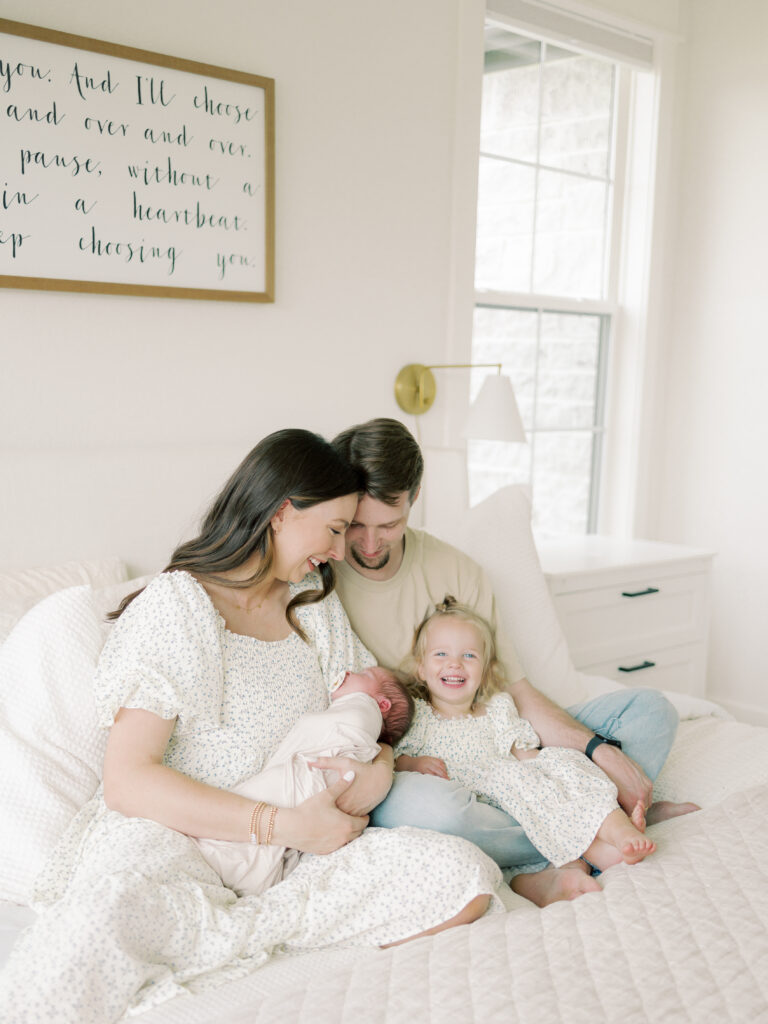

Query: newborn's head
left=333, top=666, right=414, bottom=745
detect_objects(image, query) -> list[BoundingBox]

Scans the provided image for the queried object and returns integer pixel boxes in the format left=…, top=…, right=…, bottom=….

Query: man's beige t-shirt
left=334, top=528, right=524, bottom=683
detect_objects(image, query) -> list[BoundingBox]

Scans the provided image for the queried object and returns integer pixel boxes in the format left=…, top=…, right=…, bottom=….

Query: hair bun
left=436, top=594, right=458, bottom=613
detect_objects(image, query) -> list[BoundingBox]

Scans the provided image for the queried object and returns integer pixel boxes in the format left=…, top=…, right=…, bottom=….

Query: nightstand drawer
left=553, top=570, right=709, bottom=669
left=581, top=643, right=706, bottom=696
left=538, top=536, right=714, bottom=698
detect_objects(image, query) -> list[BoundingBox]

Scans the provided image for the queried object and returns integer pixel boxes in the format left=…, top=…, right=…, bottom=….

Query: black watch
left=585, top=733, right=622, bottom=761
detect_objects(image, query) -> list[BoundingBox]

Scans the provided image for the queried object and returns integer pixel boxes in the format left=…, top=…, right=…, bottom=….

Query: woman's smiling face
left=271, top=494, right=358, bottom=584
left=418, top=617, right=485, bottom=716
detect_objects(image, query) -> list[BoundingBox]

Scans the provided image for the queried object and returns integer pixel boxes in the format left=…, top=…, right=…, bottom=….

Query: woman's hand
left=308, top=746, right=394, bottom=816
left=396, top=754, right=448, bottom=778
left=273, top=775, right=369, bottom=854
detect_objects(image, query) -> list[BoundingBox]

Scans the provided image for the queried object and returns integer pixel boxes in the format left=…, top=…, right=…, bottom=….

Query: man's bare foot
left=621, top=836, right=656, bottom=864
left=645, top=801, right=700, bottom=826
left=511, top=862, right=600, bottom=908
left=566, top=857, right=592, bottom=875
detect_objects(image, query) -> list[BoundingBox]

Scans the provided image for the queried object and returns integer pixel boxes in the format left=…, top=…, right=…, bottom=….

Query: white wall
left=475, top=0, right=768, bottom=716
left=648, top=0, right=768, bottom=718
left=528, top=0, right=768, bottom=718
left=1, top=0, right=479, bottom=574
left=4, top=0, right=766, bottom=718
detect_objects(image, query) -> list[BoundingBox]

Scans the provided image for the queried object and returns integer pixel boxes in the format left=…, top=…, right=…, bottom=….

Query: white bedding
left=151, top=792, right=766, bottom=1024
left=2, top=499, right=766, bottom=1022
left=4, top=714, right=767, bottom=1022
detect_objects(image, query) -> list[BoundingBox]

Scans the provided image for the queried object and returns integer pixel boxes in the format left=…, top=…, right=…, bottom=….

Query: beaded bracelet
left=264, top=804, right=278, bottom=846
left=249, top=801, right=267, bottom=845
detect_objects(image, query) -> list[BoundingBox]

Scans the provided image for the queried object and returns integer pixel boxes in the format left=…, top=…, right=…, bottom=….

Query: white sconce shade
left=393, top=361, right=526, bottom=444
left=463, top=373, right=526, bottom=442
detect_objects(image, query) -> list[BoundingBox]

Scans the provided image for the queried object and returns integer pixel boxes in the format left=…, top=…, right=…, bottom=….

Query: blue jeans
left=370, top=688, right=679, bottom=871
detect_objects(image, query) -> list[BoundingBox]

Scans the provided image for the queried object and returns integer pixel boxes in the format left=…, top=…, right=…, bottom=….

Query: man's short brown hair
left=332, top=418, right=424, bottom=505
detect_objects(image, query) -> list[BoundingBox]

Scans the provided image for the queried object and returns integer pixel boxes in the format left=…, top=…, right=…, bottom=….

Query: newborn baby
left=195, top=666, right=413, bottom=896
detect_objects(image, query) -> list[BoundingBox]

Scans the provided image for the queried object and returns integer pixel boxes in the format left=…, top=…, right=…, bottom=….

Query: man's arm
left=508, top=676, right=593, bottom=748
left=507, top=676, right=653, bottom=817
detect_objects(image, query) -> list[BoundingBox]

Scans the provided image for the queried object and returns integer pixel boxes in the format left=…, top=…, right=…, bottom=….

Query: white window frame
left=472, top=38, right=629, bottom=533
left=472, top=296, right=612, bottom=532
left=442, top=0, right=680, bottom=540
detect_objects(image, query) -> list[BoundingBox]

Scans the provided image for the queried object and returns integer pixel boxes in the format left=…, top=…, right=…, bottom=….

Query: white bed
left=2, top=488, right=767, bottom=1023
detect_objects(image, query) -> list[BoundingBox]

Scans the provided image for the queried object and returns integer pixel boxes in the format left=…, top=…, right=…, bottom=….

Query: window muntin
left=469, top=304, right=608, bottom=534
left=469, top=25, right=618, bottom=535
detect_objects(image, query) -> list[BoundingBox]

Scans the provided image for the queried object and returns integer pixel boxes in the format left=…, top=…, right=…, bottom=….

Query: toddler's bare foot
left=646, top=801, right=700, bottom=826
left=511, top=862, right=600, bottom=907
left=621, top=837, right=656, bottom=864
left=630, top=800, right=646, bottom=832
left=585, top=808, right=656, bottom=871
left=583, top=837, right=622, bottom=871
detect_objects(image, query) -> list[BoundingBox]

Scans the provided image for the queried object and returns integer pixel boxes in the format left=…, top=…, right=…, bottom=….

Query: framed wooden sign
left=0, top=19, right=274, bottom=302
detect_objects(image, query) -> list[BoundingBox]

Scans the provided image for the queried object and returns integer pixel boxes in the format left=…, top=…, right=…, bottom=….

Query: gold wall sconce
left=394, top=362, right=526, bottom=442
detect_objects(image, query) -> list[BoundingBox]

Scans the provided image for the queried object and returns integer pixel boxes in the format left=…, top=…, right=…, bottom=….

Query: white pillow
left=0, top=558, right=128, bottom=646
left=455, top=485, right=591, bottom=707
left=455, top=487, right=729, bottom=721
left=0, top=575, right=153, bottom=905
left=92, top=575, right=154, bottom=623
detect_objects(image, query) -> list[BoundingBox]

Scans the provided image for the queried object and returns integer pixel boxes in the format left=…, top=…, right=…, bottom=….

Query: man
left=332, top=418, right=695, bottom=906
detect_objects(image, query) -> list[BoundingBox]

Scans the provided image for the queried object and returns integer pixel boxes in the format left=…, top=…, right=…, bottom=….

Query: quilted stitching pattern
left=654, top=717, right=768, bottom=805
left=133, top=784, right=768, bottom=1024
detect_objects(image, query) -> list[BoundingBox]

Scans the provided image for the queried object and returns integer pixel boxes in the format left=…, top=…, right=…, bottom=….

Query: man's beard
left=350, top=545, right=391, bottom=572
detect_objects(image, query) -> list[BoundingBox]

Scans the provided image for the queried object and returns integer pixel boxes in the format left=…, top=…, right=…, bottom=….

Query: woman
left=0, top=430, right=501, bottom=1023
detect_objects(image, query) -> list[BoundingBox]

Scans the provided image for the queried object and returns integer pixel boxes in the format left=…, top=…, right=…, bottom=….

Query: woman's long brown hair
left=108, top=429, right=361, bottom=641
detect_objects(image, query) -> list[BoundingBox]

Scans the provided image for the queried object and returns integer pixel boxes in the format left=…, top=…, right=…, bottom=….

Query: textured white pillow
left=455, top=487, right=729, bottom=719
left=0, top=558, right=128, bottom=646
left=455, top=486, right=591, bottom=707
left=0, top=575, right=153, bottom=905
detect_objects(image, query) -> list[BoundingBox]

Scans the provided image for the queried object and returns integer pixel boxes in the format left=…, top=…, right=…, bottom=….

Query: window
left=468, top=25, right=623, bottom=535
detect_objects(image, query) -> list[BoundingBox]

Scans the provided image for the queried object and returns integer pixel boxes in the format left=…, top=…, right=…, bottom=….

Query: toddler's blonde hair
left=402, top=596, right=507, bottom=706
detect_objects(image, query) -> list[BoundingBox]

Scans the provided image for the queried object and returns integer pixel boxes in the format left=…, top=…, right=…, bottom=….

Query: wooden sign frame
left=0, top=18, right=275, bottom=302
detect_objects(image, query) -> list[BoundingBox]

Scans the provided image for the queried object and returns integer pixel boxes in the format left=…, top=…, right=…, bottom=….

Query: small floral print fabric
left=396, top=693, right=619, bottom=866
left=0, top=573, right=503, bottom=1023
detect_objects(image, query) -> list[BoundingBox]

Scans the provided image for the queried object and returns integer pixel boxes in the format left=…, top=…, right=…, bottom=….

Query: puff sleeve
left=93, top=572, right=225, bottom=730
left=487, top=692, right=540, bottom=755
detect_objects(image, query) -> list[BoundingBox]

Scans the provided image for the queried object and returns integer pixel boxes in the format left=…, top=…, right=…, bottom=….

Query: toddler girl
left=395, top=598, right=655, bottom=872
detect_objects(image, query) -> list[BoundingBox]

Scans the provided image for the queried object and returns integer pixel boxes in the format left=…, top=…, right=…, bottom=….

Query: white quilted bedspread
left=132, top=779, right=768, bottom=1023
left=4, top=717, right=768, bottom=1023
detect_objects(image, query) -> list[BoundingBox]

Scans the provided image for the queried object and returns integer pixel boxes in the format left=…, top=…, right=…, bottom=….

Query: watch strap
left=585, top=733, right=622, bottom=761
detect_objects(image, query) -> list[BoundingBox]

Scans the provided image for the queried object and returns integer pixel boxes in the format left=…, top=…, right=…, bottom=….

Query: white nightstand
left=536, top=536, right=715, bottom=697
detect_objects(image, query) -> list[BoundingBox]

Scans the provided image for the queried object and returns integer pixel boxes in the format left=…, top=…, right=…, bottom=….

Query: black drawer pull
left=621, top=587, right=660, bottom=598
left=618, top=660, right=656, bottom=673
